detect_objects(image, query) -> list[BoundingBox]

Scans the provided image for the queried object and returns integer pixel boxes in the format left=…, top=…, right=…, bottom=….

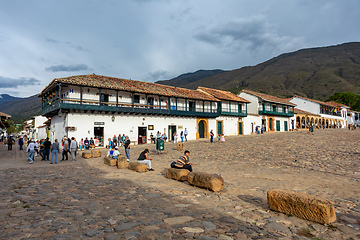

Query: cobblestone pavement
left=0, top=129, right=359, bottom=239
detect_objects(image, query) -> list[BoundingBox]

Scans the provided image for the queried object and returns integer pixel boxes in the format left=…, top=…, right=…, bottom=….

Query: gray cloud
left=45, top=64, right=89, bottom=72
left=145, top=70, right=174, bottom=81
left=0, top=76, right=41, bottom=88
left=194, top=16, right=304, bottom=53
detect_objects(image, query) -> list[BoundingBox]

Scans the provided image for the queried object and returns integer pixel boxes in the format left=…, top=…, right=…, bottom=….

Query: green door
left=238, top=122, right=243, bottom=135
left=284, top=121, right=288, bottom=131
left=198, top=120, right=205, bottom=138
left=217, top=121, right=223, bottom=135
left=269, top=119, right=273, bottom=131
left=276, top=120, right=281, bottom=131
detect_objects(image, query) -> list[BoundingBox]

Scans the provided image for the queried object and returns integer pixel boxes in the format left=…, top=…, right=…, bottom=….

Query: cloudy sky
left=0, top=0, right=359, bottom=97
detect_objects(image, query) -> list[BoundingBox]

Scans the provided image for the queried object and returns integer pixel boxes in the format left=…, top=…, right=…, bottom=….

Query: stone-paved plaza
left=0, top=129, right=359, bottom=239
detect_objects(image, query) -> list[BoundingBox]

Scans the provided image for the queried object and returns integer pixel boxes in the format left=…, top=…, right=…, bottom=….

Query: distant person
left=220, top=134, right=225, bottom=142
left=124, top=136, right=131, bottom=162
left=26, top=139, right=36, bottom=164
left=170, top=150, right=192, bottom=172
left=18, top=136, right=24, bottom=150
left=79, top=138, right=84, bottom=151
left=156, top=131, right=161, bottom=139
left=173, top=132, right=178, bottom=144
left=61, top=137, right=69, bottom=161
left=161, top=133, right=167, bottom=142
left=7, top=136, right=15, bottom=151
left=43, top=138, right=51, bottom=161
left=112, top=146, right=120, bottom=159
left=50, top=139, right=60, bottom=164
left=137, top=149, right=154, bottom=171
left=89, top=138, right=95, bottom=149
left=70, top=137, right=77, bottom=161
left=150, top=133, right=155, bottom=144
left=184, top=128, right=188, bottom=141
left=180, top=131, right=184, bottom=143
left=84, top=137, right=89, bottom=149
left=210, top=130, right=214, bottom=143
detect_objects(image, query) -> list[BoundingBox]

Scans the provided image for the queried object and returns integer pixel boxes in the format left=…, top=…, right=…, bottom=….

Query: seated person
left=162, top=133, right=167, bottom=142
left=112, top=146, right=120, bottom=159
left=89, top=138, right=95, bottom=149
left=170, top=150, right=192, bottom=172
left=220, top=134, right=225, bottom=142
left=84, top=137, right=89, bottom=150
left=137, top=149, right=154, bottom=171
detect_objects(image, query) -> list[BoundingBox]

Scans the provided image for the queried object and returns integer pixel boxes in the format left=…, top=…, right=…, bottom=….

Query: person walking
left=184, top=128, right=188, bottom=141
left=124, top=136, right=131, bottom=162
left=210, top=130, right=214, bottom=143
left=70, top=137, right=77, bottom=161
left=43, top=138, right=51, bottom=161
left=173, top=132, right=178, bottom=144
left=18, top=136, right=24, bottom=150
left=50, top=139, right=60, bottom=164
left=180, top=131, right=184, bottom=143
left=61, top=137, right=69, bottom=161
left=26, top=139, right=36, bottom=164
left=7, top=136, right=15, bottom=151
left=137, top=149, right=154, bottom=171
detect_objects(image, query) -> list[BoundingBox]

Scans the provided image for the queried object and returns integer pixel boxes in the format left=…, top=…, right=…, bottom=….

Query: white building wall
left=238, top=92, right=259, bottom=115
left=52, top=112, right=200, bottom=145
left=289, top=97, right=320, bottom=114
left=242, top=115, right=262, bottom=135
left=215, top=116, right=241, bottom=136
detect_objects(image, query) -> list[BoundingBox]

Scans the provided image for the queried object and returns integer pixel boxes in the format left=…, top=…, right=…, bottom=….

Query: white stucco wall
left=239, top=92, right=259, bottom=115
left=215, top=116, right=242, bottom=136
left=289, top=97, right=320, bottom=114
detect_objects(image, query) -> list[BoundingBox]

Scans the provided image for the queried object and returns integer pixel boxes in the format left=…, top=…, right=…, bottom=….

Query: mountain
left=156, top=69, right=226, bottom=87
left=0, top=94, right=41, bottom=123
left=0, top=94, right=21, bottom=104
left=158, top=42, right=360, bottom=101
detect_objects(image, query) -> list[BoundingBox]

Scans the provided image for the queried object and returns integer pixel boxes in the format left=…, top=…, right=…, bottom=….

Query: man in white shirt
left=26, top=139, right=37, bottom=164
left=112, top=146, right=120, bottom=159
left=70, top=137, right=77, bottom=161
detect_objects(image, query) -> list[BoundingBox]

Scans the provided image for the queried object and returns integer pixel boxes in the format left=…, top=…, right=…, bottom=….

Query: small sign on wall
left=148, top=125, right=154, bottom=130
left=178, top=125, right=183, bottom=129
left=94, top=122, right=105, bottom=125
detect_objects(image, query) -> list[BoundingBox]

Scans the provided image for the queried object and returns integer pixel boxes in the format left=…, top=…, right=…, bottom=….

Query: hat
left=115, top=146, right=118, bottom=149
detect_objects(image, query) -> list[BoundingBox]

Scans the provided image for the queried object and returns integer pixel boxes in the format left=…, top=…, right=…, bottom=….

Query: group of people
left=77, top=137, right=95, bottom=150
left=150, top=131, right=167, bottom=144
left=172, top=128, right=188, bottom=143
left=209, top=130, right=225, bottom=143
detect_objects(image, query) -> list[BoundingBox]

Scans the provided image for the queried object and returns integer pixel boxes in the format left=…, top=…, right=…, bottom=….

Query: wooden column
left=99, top=88, right=102, bottom=106
left=80, top=86, right=83, bottom=106
left=116, top=90, right=119, bottom=108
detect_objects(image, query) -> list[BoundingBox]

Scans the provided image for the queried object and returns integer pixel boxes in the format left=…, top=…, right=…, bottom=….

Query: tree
left=327, top=92, right=360, bottom=111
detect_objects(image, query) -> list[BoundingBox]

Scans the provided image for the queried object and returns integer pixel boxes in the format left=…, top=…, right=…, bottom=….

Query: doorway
left=217, top=120, right=223, bottom=136
left=276, top=120, right=281, bottom=131
left=284, top=121, right=288, bottom=131
left=198, top=120, right=205, bottom=138
left=262, top=119, right=266, bottom=132
left=148, top=97, right=154, bottom=109
left=94, top=127, right=104, bottom=146
left=168, top=125, right=177, bottom=141
left=238, top=121, right=243, bottom=135
left=138, top=127, right=147, bottom=144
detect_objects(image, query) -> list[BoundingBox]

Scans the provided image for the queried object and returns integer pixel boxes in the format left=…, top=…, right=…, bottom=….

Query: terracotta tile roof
left=0, top=112, right=11, bottom=118
left=197, top=86, right=250, bottom=103
left=240, top=89, right=296, bottom=106
left=39, top=74, right=219, bottom=102
left=294, top=108, right=321, bottom=117
left=292, top=95, right=350, bottom=108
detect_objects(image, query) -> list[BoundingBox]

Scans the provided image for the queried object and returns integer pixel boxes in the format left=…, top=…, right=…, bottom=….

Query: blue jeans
left=27, top=150, right=35, bottom=162
left=44, top=149, right=50, bottom=160
left=125, top=149, right=130, bottom=161
left=181, top=137, right=184, bottom=143
left=51, top=150, right=58, bottom=163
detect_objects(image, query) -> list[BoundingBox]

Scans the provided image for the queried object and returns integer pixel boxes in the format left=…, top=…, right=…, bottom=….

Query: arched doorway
left=315, top=119, right=318, bottom=128
left=296, top=116, right=300, bottom=128
left=268, top=118, right=274, bottom=131
left=301, top=117, right=305, bottom=128
left=198, top=120, right=205, bottom=138
left=326, top=119, right=329, bottom=128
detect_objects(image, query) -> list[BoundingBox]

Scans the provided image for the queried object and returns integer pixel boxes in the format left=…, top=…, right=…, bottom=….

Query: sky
left=0, top=0, right=359, bottom=97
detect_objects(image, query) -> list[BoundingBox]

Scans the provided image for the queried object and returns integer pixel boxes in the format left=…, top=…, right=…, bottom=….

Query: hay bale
left=166, top=168, right=190, bottom=181
left=267, top=189, right=336, bottom=224
left=187, top=172, right=224, bottom=192
left=128, top=162, right=148, bottom=173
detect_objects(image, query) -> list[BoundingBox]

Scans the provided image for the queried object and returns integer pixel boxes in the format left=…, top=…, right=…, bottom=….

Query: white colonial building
left=346, top=110, right=360, bottom=127
left=39, top=74, right=249, bottom=145
left=238, top=89, right=295, bottom=134
left=289, top=96, right=349, bottom=128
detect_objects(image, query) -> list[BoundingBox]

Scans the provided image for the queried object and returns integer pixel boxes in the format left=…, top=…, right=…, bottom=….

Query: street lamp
left=111, top=115, right=115, bottom=122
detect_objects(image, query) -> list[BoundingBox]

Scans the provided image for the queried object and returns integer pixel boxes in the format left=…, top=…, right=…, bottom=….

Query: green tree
left=327, top=92, right=360, bottom=111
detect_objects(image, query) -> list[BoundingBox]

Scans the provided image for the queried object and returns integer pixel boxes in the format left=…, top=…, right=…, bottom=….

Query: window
left=101, top=93, right=109, bottom=102
left=189, top=101, right=195, bottom=111
left=272, top=105, right=277, bottom=112
left=134, top=95, right=140, bottom=104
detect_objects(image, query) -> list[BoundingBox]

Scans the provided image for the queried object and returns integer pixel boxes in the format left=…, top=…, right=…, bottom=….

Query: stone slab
left=166, top=168, right=190, bottom=181
left=187, top=172, right=225, bottom=192
left=163, top=216, right=194, bottom=225
left=267, top=189, right=336, bottom=224
left=91, top=150, right=101, bottom=158
left=82, top=151, right=91, bottom=159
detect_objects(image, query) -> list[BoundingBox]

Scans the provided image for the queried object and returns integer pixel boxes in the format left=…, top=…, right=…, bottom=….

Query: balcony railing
left=258, top=109, right=294, bottom=117
left=42, top=98, right=220, bottom=118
